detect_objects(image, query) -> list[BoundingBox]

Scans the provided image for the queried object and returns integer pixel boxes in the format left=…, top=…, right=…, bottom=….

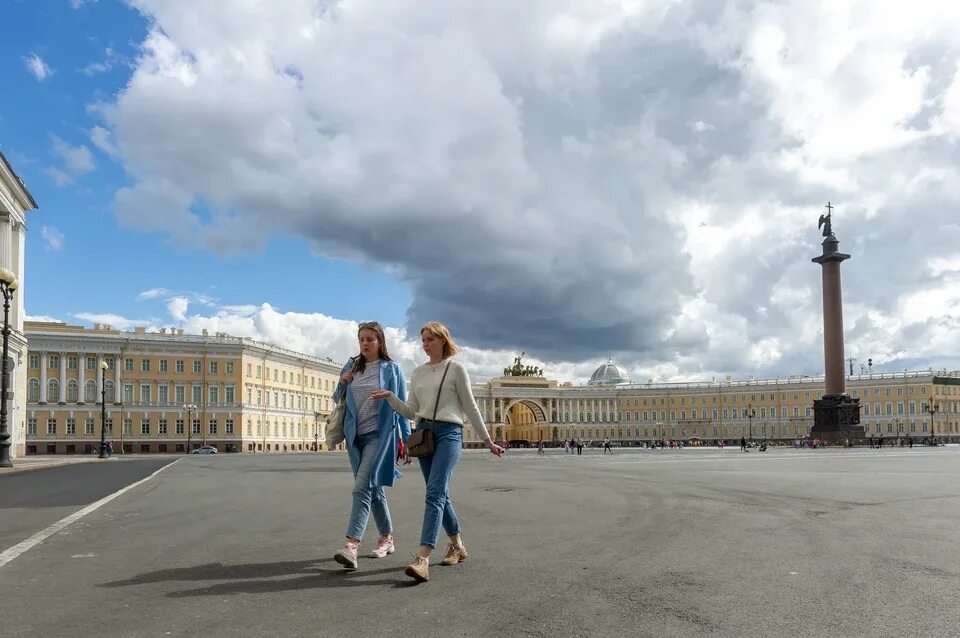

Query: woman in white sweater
left=371, top=321, right=504, bottom=582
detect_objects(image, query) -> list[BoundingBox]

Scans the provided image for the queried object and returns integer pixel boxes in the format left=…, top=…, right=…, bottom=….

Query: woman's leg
left=345, top=433, right=379, bottom=542
left=370, top=485, right=393, bottom=536
left=416, top=426, right=462, bottom=557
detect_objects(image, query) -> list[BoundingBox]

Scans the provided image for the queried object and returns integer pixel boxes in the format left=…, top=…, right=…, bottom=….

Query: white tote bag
left=326, top=396, right=346, bottom=448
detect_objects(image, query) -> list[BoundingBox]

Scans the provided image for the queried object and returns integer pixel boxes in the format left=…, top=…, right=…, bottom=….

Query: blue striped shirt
left=351, top=362, right=381, bottom=436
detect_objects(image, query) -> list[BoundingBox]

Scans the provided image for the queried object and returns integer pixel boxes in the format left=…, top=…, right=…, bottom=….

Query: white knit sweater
left=385, top=359, right=490, bottom=441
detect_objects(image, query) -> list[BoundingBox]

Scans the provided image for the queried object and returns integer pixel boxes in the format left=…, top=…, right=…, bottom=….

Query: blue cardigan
left=332, top=359, right=411, bottom=488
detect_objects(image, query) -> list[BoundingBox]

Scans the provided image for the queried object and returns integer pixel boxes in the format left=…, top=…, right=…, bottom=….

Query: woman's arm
left=372, top=367, right=420, bottom=421
left=331, top=360, right=353, bottom=403
left=453, top=362, right=492, bottom=442
left=394, top=365, right=412, bottom=441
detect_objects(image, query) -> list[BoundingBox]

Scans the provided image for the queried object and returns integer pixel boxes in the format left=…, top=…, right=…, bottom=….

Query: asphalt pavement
left=0, top=456, right=174, bottom=551
left=1, top=447, right=959, bottom=637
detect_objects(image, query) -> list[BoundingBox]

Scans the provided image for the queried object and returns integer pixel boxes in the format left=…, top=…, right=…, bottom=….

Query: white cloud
left=138, top=287, right=171, bottom=299
left=166, top=296, right=189, bottom=321
left=80, top=47, right=128, bottom=76
left=70, top=0, right=97, bottom=8
left=51, top=135, right=96, bottom=174
left=23, top=54, right=53, bottom=81
left=94, top=0, right=960, bottom=378
left=41, top=226, right=65, bottom=251
left=43, top=166, right=73, bottom=187
left=25, top=312, right=61, bottom=323
left=73, top=312, right=156, bottom=331
left=46, top=134, right=96, bottom=187
left=89, top=126, right=118, bottom=156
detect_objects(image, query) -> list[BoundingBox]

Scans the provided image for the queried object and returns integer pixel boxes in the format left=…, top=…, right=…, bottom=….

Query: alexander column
left=810, top=203, right=863, bottom=442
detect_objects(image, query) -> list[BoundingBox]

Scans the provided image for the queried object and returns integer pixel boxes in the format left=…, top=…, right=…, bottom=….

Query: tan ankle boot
left=441, top=543, right=468, bottom=566
left=404, top=555, right=429, bottom=582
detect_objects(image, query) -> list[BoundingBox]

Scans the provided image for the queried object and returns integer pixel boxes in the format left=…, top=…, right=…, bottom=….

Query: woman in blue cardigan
left=332, top=321, right=410, bottom=570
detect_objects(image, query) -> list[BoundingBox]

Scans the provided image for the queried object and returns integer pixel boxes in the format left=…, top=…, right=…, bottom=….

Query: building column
left=58, top=352, right=67, bottom=403
left=114, top=354, right=122, bottom=404
left=0, top=214, right=11, bottom=270
left=77, top=351, right=86, bottom=404
left=39, top=351, right=48, bottom=404
left=96, top=354, right=104, bottom=401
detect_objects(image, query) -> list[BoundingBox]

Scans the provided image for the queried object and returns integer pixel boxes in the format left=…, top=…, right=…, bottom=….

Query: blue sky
left=2, top=1, right=959, bottom=383
left=1, top=0, right=410, bottom=330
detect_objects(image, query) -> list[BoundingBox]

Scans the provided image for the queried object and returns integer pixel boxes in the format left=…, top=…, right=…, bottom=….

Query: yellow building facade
left=25, top=321, right=342, bottom=454
left=24, top=323, right=960, bottom=453
left=465, top=365, right=960, bottom=446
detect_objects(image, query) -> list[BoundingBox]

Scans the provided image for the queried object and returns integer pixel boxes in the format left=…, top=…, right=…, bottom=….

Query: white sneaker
left=334, top=542, right=359, bottom=570
left=369, top=535, right=395, bottom=558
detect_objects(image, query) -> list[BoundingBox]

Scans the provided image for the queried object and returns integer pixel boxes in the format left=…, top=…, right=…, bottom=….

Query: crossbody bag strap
left=432, top=362, right=452, bottom=422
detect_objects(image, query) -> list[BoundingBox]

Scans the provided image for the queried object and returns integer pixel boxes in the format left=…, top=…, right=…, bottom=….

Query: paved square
left=2, top=448, right=959, bottom=637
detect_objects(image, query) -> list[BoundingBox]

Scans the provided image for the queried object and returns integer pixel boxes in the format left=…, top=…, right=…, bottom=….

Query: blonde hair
left=421, top=321, right=459, bottom=358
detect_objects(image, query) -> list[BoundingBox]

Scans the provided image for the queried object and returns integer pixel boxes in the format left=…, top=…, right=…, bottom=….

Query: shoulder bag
left=406, top=362, right=451, bottom=458
left=326, top=395, right=346, bottom=448
left=325, top=359, right=355, bottom=448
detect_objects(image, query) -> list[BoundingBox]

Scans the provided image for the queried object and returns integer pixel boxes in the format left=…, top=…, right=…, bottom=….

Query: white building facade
left=0, top=152, right=37, bottom=460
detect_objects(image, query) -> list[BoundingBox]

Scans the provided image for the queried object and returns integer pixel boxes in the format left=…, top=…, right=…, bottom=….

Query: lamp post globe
left=0, top=268, right=18, bottom=468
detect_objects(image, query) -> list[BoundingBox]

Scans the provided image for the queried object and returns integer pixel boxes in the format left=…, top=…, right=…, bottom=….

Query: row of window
left=28, top=417, right=236, bottom=436
left=614, top=386, right=931, bottom=409
left=26, top=379, right=239, bottom=406
left=122, top=358, right=234, bottom=375
left=247, top=363, right=335, bottom=391
left=538, top=403, right=958, bottom=424
left=29, top=416, right=325, bottom=440
left=532, top=424, right=814, bottom=439
left=27, top=379, right=115, bottom=403
left=245, top=387, right=331, bottom=412
left=243, top=419, right=322, bottom=439
left=28, top=354, right=240, bottom=376
left=525, top=420, right=960, bottom=440
left=29, top=354, right=115, bottom=371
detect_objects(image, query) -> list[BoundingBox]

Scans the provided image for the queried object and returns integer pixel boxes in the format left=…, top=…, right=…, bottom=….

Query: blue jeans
left=417, top=421, right=462, bottom=548
left=345, top=431, right=393, bottom=540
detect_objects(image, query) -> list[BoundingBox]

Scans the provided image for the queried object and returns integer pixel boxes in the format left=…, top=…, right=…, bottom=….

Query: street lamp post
left=184, top=403, right=196, bottom=453
left=0, top=267, right=19, bottom=468
left=747, top=403, right=756, bottom=443
left=313, top=411, right=322, bottom=452
left=98, top=362, right=109, bottom=458
left=924, top=401, right=939, bottom=446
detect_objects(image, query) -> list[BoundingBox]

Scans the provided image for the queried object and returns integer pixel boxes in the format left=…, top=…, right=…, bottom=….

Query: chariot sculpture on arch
left=504, top=352, right=543, bottom=377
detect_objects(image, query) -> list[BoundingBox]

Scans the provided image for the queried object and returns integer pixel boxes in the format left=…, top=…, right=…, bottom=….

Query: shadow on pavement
left=99, top=558, right=420, bottom=595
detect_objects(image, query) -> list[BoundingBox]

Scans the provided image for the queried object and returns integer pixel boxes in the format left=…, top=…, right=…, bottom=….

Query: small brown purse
left=406, top=362, right=450, bottom=458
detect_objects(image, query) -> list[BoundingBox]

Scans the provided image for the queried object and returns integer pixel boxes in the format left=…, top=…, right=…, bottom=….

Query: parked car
left=190, top=446, right=218, bottom=454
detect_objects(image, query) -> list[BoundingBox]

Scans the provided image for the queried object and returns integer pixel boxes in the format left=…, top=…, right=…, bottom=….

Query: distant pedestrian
left=908, top=437, right=913, bottom=448
left=373, top=321, right=505, bottom=583
left=332, top=322, right=410, bottom=571
left=106, top=440, right=113, bottom=456
left=740, top=436, right=747, bottom=452
left=576, top=438, right=583, bottom=455
left=602, top=437, right=613, bottom=455
left=537, top=440, right=545, bottom=454
left=878, top=437, right=883, bottom=449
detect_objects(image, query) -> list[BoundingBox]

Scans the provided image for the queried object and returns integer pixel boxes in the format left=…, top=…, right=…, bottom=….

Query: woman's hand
left=340, top=371, right=354, bottom=384
left=370, top=390, right=393, bottom=400
left=486, top=440, right=506, bottom=458
left=401, top=448, right=412, bottom=465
